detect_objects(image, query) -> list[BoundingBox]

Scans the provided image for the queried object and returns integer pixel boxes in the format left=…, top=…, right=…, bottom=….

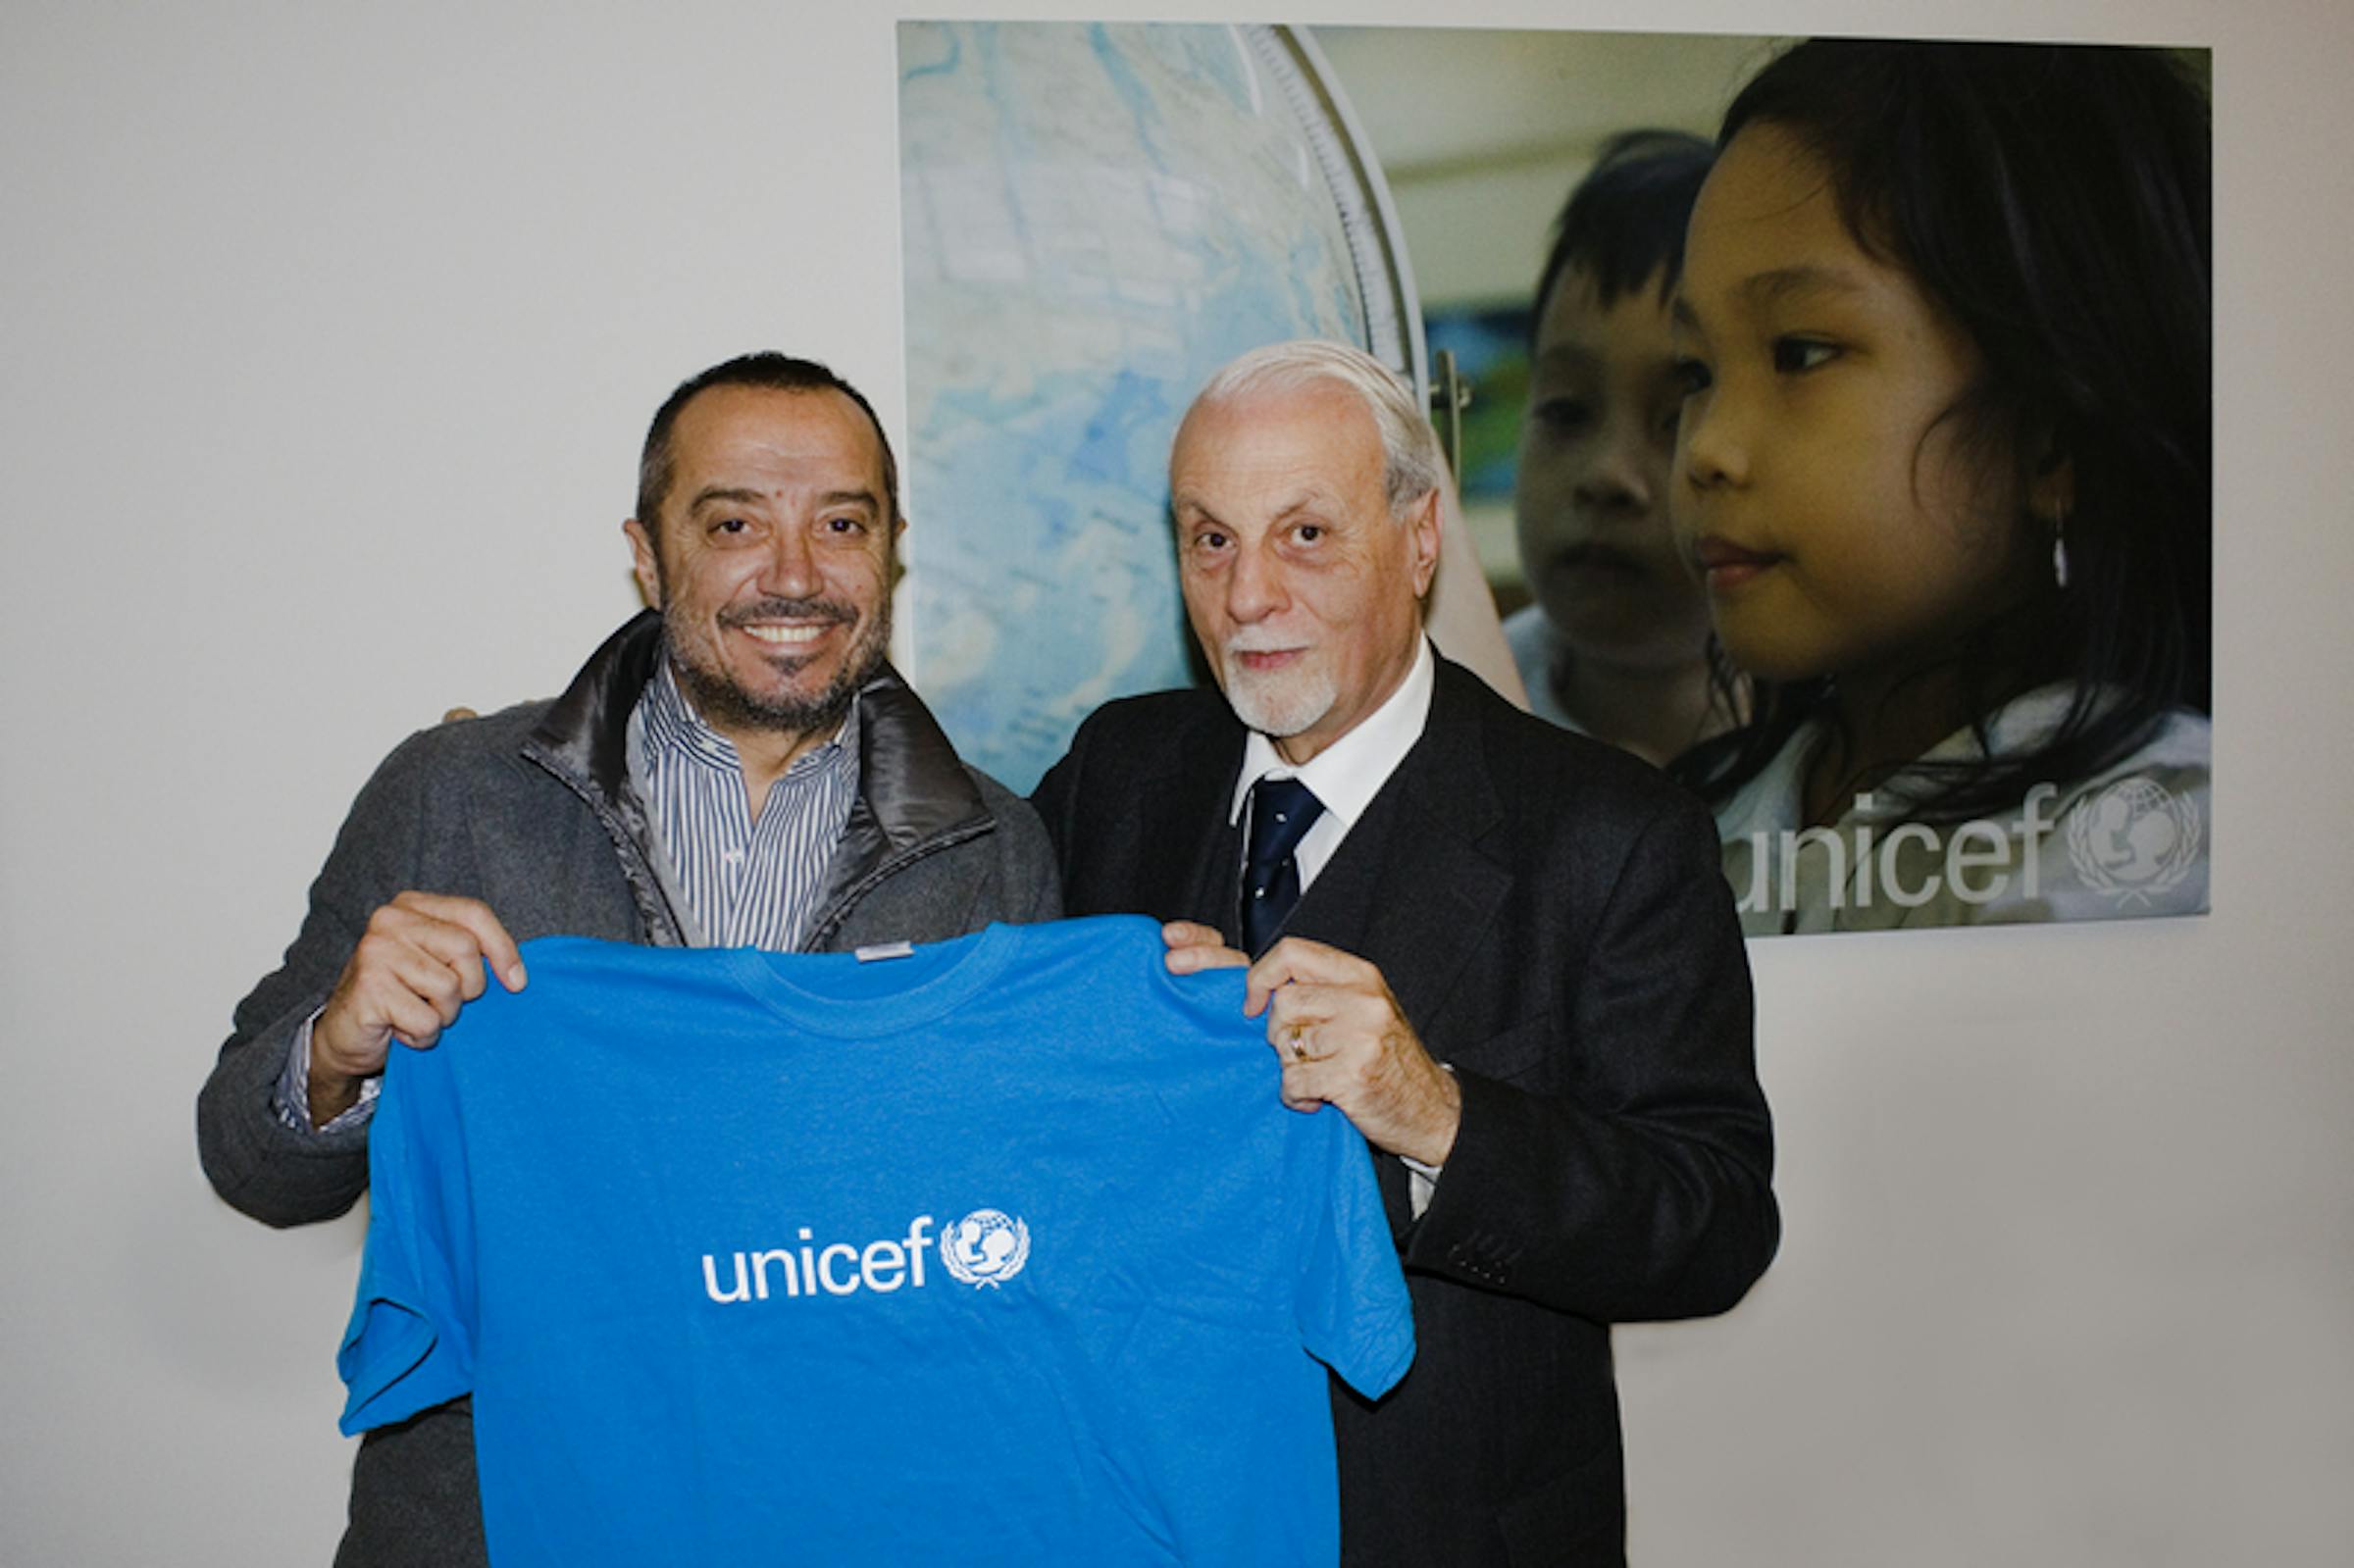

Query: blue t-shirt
left=339, top=915, right=1413, bottom=1566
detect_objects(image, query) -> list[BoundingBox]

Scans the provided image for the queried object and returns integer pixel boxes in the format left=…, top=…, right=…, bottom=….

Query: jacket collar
left=1285, top=655, right=1513, bottom=1025
left=526, top=610, right=667, bottom=800
left=524, top=608, right=988, bottom=844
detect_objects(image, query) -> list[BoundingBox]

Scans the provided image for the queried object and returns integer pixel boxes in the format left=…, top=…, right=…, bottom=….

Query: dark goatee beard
left=668, top=595, right=890, bottom=739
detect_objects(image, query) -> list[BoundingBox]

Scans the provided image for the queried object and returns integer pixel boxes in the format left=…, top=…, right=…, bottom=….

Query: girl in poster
left=1669, top=40, right=2212, bottom=936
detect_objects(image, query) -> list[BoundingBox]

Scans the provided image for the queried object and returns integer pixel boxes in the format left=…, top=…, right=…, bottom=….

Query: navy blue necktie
left=1241, top=777, right=1325, bottom=955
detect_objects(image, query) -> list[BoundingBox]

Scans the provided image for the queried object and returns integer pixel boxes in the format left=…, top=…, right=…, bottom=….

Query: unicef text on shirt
left=700, top=1210, right=1034, bottom=1303
left=1733, top=777, right=2205, bottom=917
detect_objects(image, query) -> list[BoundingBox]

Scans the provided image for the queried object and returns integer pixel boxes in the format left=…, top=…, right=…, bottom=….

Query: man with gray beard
left=198, top=352, right=1057, bottom=1567
left=1033, top=339, right=1776, bottom=1567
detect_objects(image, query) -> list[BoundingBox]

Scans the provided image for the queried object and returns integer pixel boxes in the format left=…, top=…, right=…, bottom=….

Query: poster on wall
left=896, top=22, right=2212, bottom=937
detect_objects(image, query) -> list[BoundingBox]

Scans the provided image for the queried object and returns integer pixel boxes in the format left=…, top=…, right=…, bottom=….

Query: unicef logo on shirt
left=698, top=1210, right=1037, bottom=1306
left=941, top=1208, right=1031, bottom=1288
left=2065, top=776, right=2203, bottom=905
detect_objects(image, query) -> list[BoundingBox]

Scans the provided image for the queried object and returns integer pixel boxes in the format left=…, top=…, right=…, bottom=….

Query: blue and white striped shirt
left=628, top=657, right=859, bottom=952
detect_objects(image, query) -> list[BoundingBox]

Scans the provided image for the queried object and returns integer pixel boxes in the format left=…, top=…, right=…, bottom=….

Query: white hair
left=1187, top=339, right=1446, bottom=519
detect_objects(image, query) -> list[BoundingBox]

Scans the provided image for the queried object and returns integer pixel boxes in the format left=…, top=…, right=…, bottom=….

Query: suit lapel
left=1289, top=659, right=1513, bottom=1030
left=1287, top=660, right=1516, bottom=1234
left=1131, top=700, right=1250, bottom=939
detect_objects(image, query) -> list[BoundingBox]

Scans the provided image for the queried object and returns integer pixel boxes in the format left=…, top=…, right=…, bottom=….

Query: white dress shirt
left=1226, top=635, right=1436, bottom=886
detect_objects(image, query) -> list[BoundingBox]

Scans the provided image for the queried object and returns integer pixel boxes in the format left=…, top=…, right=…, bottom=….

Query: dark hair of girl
left=1532, top=128, right=1715, bottom=323
left=1672, top=40, right=2211, bottom=825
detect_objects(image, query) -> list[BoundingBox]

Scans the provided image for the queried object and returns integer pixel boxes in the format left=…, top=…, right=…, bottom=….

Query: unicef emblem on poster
left=2066, top=777, right=2203, bottom=905
left=941, top=1209, right=1031, bottom=1288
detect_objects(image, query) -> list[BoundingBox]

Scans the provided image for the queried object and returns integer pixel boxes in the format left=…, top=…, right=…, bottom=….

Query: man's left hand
left=1164, top=923, right=1461, bottom=1168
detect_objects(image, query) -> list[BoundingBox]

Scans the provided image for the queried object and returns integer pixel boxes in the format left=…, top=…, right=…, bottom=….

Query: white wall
left=4, top=2, right=2347, bottom=1564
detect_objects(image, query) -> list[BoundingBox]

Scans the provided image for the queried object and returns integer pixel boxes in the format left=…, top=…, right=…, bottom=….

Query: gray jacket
left=196, top=610, right=1058, bottom=1564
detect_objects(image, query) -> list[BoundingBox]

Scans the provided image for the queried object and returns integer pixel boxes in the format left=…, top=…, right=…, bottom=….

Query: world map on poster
left=897, top=21, right=1402, bottom=791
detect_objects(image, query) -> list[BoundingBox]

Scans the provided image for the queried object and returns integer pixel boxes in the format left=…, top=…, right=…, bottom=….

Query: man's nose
left=756, top=524, right=819, bottom=599
left=1225, top=540, right=1288, bottom=623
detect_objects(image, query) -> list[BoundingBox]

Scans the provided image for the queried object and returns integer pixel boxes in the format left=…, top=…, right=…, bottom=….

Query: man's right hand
left=309, top=891, right=526, bottom=1126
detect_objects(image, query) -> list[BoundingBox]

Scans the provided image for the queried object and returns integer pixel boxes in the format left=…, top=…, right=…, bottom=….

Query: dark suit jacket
left=1033, top=658, right=1777, bottom=1568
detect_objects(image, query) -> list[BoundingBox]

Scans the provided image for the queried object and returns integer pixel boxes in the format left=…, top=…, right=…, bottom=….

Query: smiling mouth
left=738, top=624, right=832, bottom=646
left=721, top=597, right=855, bottom=651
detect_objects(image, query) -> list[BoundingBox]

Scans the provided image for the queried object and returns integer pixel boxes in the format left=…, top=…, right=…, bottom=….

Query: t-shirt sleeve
left=1291, top=1107, right=1414, bottom=1399
left=336, top=1032, right=480, bottom=1435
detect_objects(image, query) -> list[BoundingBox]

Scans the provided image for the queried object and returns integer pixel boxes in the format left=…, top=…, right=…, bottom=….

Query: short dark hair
left=636, top=353, right=900, bottom=534
left=1677, top=40, right=2211, bottom=824
left=1531, top=128, right=1715, bottom=327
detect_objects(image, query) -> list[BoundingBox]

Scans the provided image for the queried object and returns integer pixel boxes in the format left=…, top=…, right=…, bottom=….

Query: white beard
left=1219, top=649, right=1336, bottom=739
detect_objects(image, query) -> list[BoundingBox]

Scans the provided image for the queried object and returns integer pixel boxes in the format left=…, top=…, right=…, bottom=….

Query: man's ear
left=1407, top=488, right=1443, bottom=599
left=623, top=518, right=662, bottom=609
left=890, top=512, right=909, bottom=591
